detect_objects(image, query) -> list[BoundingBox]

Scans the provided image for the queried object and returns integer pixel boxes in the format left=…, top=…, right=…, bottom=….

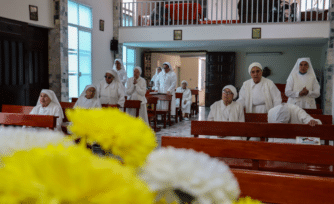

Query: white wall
left=234, top=45, right=327, bottom=89
left=74, top=0, right=114, bottom=85
left=0, top=0, right=54, bottom=28
left=119, top=22, right=329, bottom=43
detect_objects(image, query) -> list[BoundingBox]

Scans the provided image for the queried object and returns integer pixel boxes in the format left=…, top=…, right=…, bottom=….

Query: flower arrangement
left=66, top=108, right=157, bottom=167
left=0, top=126, right=71, bottom=157
left=0, top=108, right=263, bottom=204
left=140, top=147, right=240, bottom=204
left=0, top=145, right=154, bottom=204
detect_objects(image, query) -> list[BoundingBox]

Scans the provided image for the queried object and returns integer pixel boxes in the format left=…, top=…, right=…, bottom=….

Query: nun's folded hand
left=184, top=100, right=187, bottom=105
left=307, top=120, right=318, bottom=127
left=167, top=91, right=171, bottom=95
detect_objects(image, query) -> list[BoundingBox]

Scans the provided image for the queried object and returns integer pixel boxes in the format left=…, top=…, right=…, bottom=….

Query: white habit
left=74, top=85, right=102, bottom=109
left=238, top=77, right=282, bottom=113
left=285, top=58, right=320, bottom=109
left=268, top=103, right=322, bottom=143
left=155, top=62, right=177, bottom=115
left=97, top=70, right=125, bottom=107
left=175, top=86, right=192, bottom=114
left=207, top=100, right=246, bottom=140
left=126, top=74, right=149, bottom=124
left=113, top=59, right=128, bottom=86
left=30, top=89, right=64, bottom=131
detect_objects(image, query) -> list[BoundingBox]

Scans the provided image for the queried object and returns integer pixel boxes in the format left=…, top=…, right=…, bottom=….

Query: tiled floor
left=155, top=106, right=211, bottom=147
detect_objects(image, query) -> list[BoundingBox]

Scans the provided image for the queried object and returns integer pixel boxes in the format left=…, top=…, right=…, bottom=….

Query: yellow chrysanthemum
left=234, top=197, right=263, bottom=204
left=66, top=108, right=157, bottom=167
left=0, top=145, right=154, bottom=204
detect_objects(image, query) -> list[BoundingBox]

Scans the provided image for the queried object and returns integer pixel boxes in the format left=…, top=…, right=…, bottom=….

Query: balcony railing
left=120, top=0, right=329, bottom=27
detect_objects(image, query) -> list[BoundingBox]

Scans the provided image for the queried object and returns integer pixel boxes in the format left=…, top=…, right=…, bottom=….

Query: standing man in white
left=154, top=62, right=177, bottom=116
left=285, top=58, right=320, bottom=109
left=175, top=80, right=192, bottom=120
left=113, top=59, right=128, bottom=87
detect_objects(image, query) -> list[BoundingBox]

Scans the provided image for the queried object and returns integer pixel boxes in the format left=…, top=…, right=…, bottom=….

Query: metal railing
left=120, top=0, right=330, bottom=27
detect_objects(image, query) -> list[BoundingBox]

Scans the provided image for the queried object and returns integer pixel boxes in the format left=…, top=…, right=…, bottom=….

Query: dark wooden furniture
left=301, top=10, right=328, bottom=21
left=123, top=100, right=142, bottom=117
left=233, top=169, right=334, bottom=204
left=71, top=98, right=78, bottom=103
left=148, top=93, right=172, bottom=128
left=190, top=89, right=199, bottom=117
left=305, top=109, right=323, bottom=115
left=147, top=96, right=159, bottom=132
left=59, top=102, right=75, bottom=123
left=0, top=112, right=57, bottom=129
left=245, top=113, right=332, bottom=124
left=275, top=83, right=288, bottom=103
left=237, top=0, right=274, bottom=23
left=174, top=92, right=183, bottom=123
left=205, top=52, right=235, bottom=107
left=101, top=104, right=118, bottom=108
left=162, top=136, right=334, bottom=177
left=191, top=121, right=334, bottom=145
left=0, top=17, right=49, bottom=107
left=1, top=104, right=34, bottom=114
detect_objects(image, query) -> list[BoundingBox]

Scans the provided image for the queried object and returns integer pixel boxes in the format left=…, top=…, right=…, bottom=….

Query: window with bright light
left=68, top=0, right=92, bottom=99
left=123, top=46, right=135, bottom=79
left=122, top=0, right=135, bottom=26
left=301, top=0, right=329, bottom=11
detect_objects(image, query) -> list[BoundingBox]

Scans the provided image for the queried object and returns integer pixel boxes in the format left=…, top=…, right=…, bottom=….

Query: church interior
left=0, top=0, right=334, bottom=203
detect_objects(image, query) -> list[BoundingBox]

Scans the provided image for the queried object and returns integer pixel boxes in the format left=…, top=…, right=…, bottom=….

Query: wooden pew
left=1, top=104, right=34, bottom=114
left=305, top=109, right=322, bottom=115
left=191, top=121, right=334, bottom=145
left=59, top=102, right=75, bottom=123
left=245, top=113, right=332, bottom=124
left=161, top=136, right=334, bottom=177
left=0, top=112, right=57, bottom=129
left=233, top=169, right=334, bottom=204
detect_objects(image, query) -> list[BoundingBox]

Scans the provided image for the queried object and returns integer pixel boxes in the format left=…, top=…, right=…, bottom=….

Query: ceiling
left=123, top=38, right=328, bottom=51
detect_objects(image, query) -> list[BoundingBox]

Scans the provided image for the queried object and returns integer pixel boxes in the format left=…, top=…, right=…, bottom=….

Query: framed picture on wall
left=99, top=20, right=104, bottom=31
left=252, top=28, right=261, bottom=39
left=29, top=5, right=38, bottom=21
left=174, top=30, right=182, bottom=40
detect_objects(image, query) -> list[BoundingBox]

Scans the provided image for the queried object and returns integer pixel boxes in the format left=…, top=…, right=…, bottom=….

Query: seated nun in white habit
left=208, top=85, right=246, bottom=140
left=285, top=57, right=320, bottom=109
left=150, top=67, right=162, bottom=89
left=175, top=80, right=192, bottom=120
left=268, top=103, right=322, bottom=143
left=113, top=59, right=128, bottom=87
left=237, top=62, right=282, bottom=113
left=126, top=67, right=149, bottom=123
left=96, top=69, right=125, bottom=107
left=29, top=89, right=64, bottom=131
left=74, top=85, right=101, bottom=108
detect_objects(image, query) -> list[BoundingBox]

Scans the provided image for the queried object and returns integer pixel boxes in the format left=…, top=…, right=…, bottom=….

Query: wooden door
left=205, top=52, right=235, bottom=107
left=0, top=17, right=49, bottom=107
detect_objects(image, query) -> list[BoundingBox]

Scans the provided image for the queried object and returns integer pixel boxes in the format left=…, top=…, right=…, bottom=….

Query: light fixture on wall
left=246, top=52, right=283, bottom=56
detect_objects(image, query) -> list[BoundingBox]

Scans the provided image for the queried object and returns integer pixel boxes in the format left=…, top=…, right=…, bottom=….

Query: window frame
left=67, top=0, right=93, bottom=99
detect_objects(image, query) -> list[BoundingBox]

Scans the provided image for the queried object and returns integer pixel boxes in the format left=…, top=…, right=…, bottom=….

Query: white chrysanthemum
left=140, top=147, right=240, bottom=204
left=0, top=126, right=72, bottom=156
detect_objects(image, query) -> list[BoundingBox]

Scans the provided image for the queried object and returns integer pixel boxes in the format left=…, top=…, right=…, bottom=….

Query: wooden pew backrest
left=245, top=113, right=332, bottom=124
left=0, top=113, right=57, bottom=129
left=305, top=109, right=322, bottom=114
left=191, top=121, right=334, bottom=141
left=161, top=136, right=334, bottom=166
left=2, top=104, right=34, bottom=114
left=233, top=169, right=334, bottom=204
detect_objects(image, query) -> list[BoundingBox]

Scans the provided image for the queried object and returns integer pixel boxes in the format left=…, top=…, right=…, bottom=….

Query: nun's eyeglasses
left=105, top=75, right=114, bottom=79
left=223, top=91, right=233, bottom=95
